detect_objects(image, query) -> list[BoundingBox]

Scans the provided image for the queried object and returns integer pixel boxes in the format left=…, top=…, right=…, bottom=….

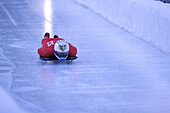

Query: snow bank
left=76, top=0, right=170, bottom=54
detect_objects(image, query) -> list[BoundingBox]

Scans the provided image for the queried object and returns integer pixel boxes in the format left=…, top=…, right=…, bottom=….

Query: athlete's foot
left=44, top=32, right=50, bottom=38
left=54, top=35, right=59, bottom=38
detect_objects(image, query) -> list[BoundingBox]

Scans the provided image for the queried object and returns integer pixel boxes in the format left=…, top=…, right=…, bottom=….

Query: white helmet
left=54, top=40, right=69, bottom=60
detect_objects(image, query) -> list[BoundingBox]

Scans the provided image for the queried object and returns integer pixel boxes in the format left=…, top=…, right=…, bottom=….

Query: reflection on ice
left=44, top=0, right=52, bottom=33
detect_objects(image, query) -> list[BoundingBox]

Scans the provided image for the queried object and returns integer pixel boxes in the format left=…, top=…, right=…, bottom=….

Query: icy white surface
left=76, top=0, right=170, bottom=54
left=0, top=0, right=170, bottom=113
left=0, top=87, right=30, bottom=113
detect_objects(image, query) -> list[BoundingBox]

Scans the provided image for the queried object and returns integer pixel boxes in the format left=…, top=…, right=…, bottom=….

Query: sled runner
left=40, top=56, right=78, bottom=61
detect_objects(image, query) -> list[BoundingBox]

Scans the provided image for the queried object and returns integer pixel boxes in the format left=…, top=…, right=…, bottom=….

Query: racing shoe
left=44, top=32, right=50, bottom=38
left=54, top=35, right=59, bottom=38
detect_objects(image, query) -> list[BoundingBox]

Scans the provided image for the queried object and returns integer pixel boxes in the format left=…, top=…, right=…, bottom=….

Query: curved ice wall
left=76, top=0, right=170, bottom=55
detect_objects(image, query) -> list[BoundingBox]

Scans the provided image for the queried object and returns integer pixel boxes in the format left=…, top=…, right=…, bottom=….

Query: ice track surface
left=0, top=0, right=170, bottom=113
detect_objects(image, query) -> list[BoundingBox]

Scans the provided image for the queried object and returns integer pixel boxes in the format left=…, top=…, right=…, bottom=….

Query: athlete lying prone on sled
left=38, top=32, right=77, bottom=61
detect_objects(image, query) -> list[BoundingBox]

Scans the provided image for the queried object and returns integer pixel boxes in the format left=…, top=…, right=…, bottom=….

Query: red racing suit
left=38, top=38, right=77, bottom=58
